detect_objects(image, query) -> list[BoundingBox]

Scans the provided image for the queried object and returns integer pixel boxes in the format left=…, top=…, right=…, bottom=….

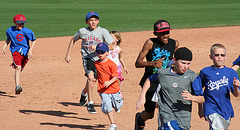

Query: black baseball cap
left=174, top=47, right=192, bottom=61
left=154, top=19, right=172, bottom=32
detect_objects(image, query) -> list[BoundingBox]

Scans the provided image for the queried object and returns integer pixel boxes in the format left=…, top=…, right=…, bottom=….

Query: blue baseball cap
left=96, top=42, right=109, bottom=52
left=86, top=12, right=99, bottom=21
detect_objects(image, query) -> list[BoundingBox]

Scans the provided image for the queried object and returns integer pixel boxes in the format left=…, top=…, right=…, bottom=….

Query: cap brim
left=155, top=28, right=172, bottom=33
left=16, top=21, right=27, bottom=24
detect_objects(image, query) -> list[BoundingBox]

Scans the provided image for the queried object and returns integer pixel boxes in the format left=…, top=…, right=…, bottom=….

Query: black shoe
left=15, top=85, right=23, bottom=94
left=79, top=94, right=87, bottom=106
left=135, top=112, right=145, bottom=130
left=87, top=103, right=97, bottom=114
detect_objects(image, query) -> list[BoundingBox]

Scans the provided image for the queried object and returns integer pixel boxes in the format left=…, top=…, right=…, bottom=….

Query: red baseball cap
left=154, top=19, right=172, bottom=33
left=13, top=14, right=27, bottom=24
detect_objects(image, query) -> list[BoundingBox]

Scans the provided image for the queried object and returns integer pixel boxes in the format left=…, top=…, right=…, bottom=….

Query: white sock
left=110, top=124, right=117, bottom=127
left=88, top=101, right=94, bottom=105
left=81, top=89, right=87, bottom=96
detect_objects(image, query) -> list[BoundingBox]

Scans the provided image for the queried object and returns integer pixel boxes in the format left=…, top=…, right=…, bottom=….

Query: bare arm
left=118, top=48, right=128, bottom=74
left=65, top=38, right=77, bottom=63
left=28, top=40, right=36, bottom=59
left=135, top=39, right=163, bottom=68
left=233, top=77, right=240, bottom=97
left=232, top=65, right=239, bottom=71
left=174, top=40, right=180, bottom=52
left=136, top=78, right=151, bottom=110
left=1, top=40, right=10, bottom=54
left=181, top=89, right=205, bottom=103
left=104, top=76, right=118, bottom=88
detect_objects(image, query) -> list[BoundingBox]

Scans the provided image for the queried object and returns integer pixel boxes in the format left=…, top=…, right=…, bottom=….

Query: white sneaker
left=109, top=124, right=117, bottom=130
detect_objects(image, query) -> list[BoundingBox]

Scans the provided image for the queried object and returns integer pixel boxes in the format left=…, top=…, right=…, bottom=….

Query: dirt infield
left=1, top=26, right=240, bottom=130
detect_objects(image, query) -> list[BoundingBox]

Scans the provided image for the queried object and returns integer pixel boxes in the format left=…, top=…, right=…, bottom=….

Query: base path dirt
left=0, top=26, right=240, bottom=130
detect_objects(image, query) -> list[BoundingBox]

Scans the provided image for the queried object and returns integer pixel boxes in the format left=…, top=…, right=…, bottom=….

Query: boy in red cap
left=135, top=19, right=179, bottom=130
left=1, top=14, right=36, bottom=94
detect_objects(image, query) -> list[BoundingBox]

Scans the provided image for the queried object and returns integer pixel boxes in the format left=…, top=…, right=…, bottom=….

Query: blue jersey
left=6, top=26, right=36, bottom=56
left=193, top=66, right=240, bottom=120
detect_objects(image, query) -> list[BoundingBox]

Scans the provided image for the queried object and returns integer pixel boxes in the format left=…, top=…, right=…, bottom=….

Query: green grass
left=0, top=0, right=240, bottom=40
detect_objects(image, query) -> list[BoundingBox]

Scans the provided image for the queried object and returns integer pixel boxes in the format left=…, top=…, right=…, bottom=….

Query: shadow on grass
left=0, top=91, right=16, bottom=98
left=19, top=110, right=90, bottom=120
left=40, top=122, right=106, bottom=129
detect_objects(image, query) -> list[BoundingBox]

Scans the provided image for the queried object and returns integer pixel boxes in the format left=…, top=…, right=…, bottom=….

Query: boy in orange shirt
left=94, top=42, right=123, bottom=130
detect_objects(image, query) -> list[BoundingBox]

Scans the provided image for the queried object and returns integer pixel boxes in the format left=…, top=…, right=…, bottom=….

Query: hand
left=91, top=45, right=96, bottom=51
left=28, top=51, right=33, bottom=59
left=136, top=94, right=145, bottom=110
left=65, top=55, right=71, bottom=63
left=181, top=89, right=193, bottom=101
left=1, top=49, right=5, bottom=54
left=153, top=58, right=164, bottom=68
left=103, top=81, right=111, bottom=88
left=233, top=77, right=240, bottom=88
left=123, top=68, right=128, bottom=74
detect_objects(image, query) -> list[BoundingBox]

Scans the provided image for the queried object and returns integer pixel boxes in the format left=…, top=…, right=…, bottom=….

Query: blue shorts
left=99, top=92, right=123, bottom=114
left=158, top=121, right=184, bottom=130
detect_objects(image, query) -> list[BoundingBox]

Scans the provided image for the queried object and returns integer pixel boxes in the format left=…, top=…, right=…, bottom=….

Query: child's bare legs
left=15, top=66, right=21, bottom=86
left=15, top=66, right=22, bottom=94
left=85, top=71, right=97, bottom=113
left=107, top=111, right=115, bottom=124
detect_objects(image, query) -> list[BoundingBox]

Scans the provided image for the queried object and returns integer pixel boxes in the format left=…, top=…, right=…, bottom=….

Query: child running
left=65, top=11, right=114, bottom=113
left=108, top=31, right=128, bottom=98
left=195, top=44, right=240, bottom=130
left=1, top=14, right=36, bottom=94
left=137, top=47, right=204, bottom=130
left=94, top=42, right=123, bottom=130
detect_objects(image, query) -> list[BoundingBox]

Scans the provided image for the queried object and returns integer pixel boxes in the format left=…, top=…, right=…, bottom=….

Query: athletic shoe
left=109, top=124, right=117, bottom=130
left=15, top=85, right=22, bottom=94
left=79, top=94, right=87, bottom=106
left=87, top=103, right=97, bottom=114
left=135, top=112, right=145, bottom=130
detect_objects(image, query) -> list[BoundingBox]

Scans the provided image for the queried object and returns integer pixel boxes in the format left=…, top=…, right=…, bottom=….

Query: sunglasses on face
left=213, top=54, right=226, bottom=57
left=96, top=50, right=106, bottom=54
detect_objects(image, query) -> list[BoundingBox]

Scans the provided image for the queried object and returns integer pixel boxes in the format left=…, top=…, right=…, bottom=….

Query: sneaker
left=135, top=112, right=145, bottom=130
left=87, top=103, right=97, bottom=114
left=79, top=94, right=88, bottom=106
left=109, top=124, right=117, bottom=130
left=15, top=85, right=22, bottom=94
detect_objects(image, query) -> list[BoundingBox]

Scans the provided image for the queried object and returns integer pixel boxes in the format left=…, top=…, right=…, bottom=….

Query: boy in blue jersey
left=1, top=14, right=36, bottom=94
left=195, top=44, right=240, bottom=130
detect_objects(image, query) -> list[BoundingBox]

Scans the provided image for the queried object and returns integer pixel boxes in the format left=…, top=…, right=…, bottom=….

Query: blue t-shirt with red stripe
left=6, top=26, right=36, bottom=56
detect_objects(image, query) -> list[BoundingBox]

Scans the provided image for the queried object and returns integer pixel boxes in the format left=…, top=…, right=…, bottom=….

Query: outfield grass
left=0, top=0, right=240, bottom=40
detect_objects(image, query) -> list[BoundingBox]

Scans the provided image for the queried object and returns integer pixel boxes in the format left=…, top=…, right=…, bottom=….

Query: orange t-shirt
left=94, top=59, right=120, bottom=94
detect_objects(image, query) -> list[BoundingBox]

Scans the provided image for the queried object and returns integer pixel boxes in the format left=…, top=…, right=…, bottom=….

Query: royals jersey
left=6, top=26, right=36, bottom=56
left=73, top=26, right=114, bottom=61
left=193, top=66, right=240, bottom=120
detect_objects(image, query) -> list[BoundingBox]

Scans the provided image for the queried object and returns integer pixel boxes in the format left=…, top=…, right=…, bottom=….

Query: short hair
left=210, top=43, right=226, bottom=55
left=110, top=31, right=122, bottom=46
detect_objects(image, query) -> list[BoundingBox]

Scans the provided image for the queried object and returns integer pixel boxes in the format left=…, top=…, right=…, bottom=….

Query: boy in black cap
left=137, top=47, right=204, bottom=130
left=135, top=19, right=179, bottom=129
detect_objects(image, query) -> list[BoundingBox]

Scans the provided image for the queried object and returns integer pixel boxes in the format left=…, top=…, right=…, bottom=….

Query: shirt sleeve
left=26, top=30, right=36, bottom=42
left=102, top=28, right=114, bottom=44
left=6, top=31, right=11, bottom=40
left=148, top=73, right=159, bottom=84
left=73, top=30, right=81, bottom=41
left=192, top=76, right=204, bottom=96
left=233, top=55, right=240, bottom=66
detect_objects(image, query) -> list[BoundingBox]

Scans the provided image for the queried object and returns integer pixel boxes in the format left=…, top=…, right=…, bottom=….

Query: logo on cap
left=157, top=22, right=170, bottom=30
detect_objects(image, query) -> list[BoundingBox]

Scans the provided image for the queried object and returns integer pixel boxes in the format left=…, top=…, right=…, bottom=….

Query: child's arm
left=103, top=76, right=118, bottom=88
left=136, top=78, right=151, bottom=110
left=1, top=40, right=10, bottom=54
left=233, top=77, right=240, bottom=97
left=65, top=38, right=76, bottom=63
left=28, top=40, right=36, bottom=59
left=232, top=55, right=240, bottom=71
left=118, top=48, right=128, bottom=74
left=181, top=90, right=205, bottom=103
